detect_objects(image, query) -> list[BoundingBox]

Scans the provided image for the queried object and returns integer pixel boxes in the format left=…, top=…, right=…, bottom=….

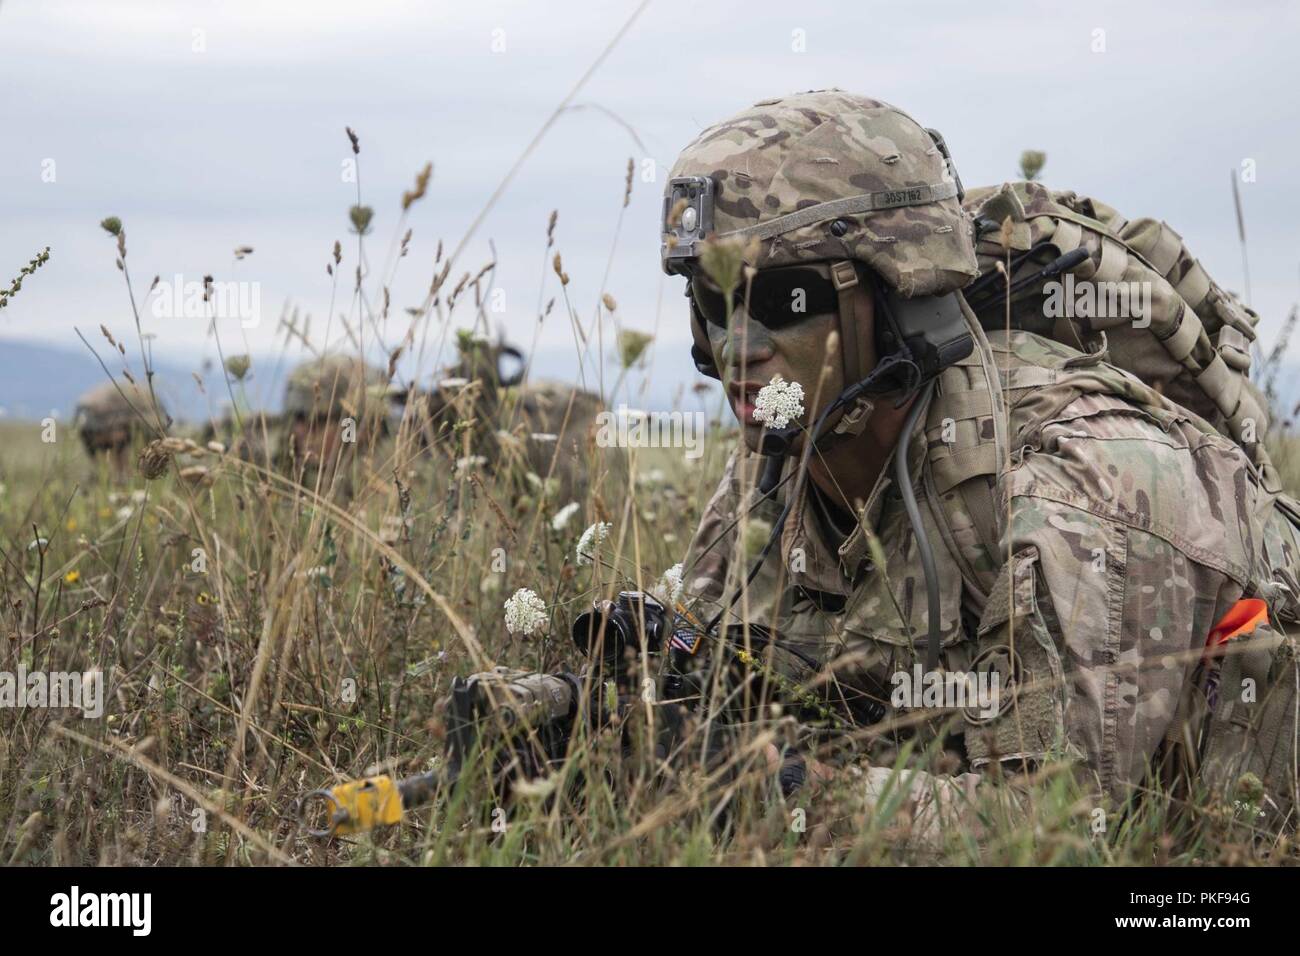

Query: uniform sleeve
left=844, top=399, right=1262, bottom=836
left=962, top=393, right=1253, bottom=801
left=680, top=450, right=743, bottom=618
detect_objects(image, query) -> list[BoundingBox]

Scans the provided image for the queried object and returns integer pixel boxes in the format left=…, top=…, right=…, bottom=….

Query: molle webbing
left=920, top=352, right=1023, bottom=601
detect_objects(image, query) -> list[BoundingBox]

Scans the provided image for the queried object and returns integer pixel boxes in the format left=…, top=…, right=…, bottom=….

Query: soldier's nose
left=724, top=316, right=776, bottom=369
left=727, top=345, right=775, bottom=374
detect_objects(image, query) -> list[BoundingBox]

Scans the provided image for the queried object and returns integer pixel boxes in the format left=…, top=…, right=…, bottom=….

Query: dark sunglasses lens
left=691, top=267, right=841, bottom=330
left=749, top=269, right=839, bottom=328
left=690, top=281, right=730, bottom=328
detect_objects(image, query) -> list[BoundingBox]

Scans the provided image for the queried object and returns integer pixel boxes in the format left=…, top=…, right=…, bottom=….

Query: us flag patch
left=670, top=627, right=703, bottom=656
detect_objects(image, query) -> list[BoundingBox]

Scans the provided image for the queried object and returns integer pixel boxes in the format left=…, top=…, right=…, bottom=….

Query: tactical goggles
left=688, top=262, right=847, bottom=331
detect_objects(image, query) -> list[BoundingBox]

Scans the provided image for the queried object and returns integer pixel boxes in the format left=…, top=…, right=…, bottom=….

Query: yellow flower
left=64, top=570, right=80, bottom=584
left=65, top=518, right=78, bottom=532
left=197, top=591, right=214, bottom=606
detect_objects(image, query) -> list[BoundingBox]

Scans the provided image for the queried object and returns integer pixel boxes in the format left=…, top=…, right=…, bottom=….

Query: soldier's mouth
left=727, top=381, right=764, bottom=424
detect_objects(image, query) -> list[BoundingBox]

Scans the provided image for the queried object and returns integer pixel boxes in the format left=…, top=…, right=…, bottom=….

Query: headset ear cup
left=691, top=344, right=720, bottom=380
left=689, top=300, right=721, bottom=380
left=873, top=282, right=911, bottom=366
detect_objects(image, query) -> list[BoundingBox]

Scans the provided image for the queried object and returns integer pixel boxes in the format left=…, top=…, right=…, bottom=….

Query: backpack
left=959, top=180, right=1278, bottom=492
left=919, top=181, right=1299, bottom=821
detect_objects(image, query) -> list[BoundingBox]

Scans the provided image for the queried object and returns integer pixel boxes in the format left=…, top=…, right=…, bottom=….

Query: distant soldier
left=74, top=380, right=170, bottom=475
left=413, top=336, right=525, bottom=442
left=281, top=354, right=388, bottom=481
left=411, top=336, right=607, bottom=504
left=508, top=376, right=607, bottom=505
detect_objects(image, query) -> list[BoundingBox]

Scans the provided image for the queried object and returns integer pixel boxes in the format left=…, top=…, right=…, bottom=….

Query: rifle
left=303, top=591, right=690, bottom=838
left=301, top=589, right=879, bottom=838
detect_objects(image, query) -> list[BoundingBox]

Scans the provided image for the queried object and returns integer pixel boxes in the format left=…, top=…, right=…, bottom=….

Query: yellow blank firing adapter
left=303, top=775, right=403, bottom=838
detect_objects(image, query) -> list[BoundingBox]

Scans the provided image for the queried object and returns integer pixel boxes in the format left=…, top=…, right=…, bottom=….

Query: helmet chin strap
left=757, top=259, right=879, bottom=481
left=827, top=260, right=875, bottom=440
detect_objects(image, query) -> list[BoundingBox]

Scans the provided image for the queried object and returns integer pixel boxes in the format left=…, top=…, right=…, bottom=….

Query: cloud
left=2, top=0, right=1298, bottom=411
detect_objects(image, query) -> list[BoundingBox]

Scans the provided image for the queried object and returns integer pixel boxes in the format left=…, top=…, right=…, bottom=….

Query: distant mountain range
left=0, top=339, right=282, bottom=424
left=7, top=337, right=1300, bottom=431
left=0, top=339, right=724, bottom=423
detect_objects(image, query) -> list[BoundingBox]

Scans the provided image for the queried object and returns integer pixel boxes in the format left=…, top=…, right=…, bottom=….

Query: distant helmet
left=661, top=90, right=977, bottom=297
left=74, top=380, right=170, bottom=449
left=283, top=355, right=386, bottom=420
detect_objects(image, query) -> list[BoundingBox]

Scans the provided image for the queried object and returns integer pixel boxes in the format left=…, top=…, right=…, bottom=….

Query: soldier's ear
left=689, top=299, right=721, bottom=380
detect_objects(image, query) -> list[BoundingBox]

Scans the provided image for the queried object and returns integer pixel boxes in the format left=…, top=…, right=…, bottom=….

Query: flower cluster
left=455, top=455, right=487, bottom=475
left=503, top=588, right=547, bottom=636
left=657, top=562, right=685, bottom=605
left=551, top=501, right=580, bottom=531
left=752, top=374, right=805, bottom=429
left=575, top=521, right=612, bottom=566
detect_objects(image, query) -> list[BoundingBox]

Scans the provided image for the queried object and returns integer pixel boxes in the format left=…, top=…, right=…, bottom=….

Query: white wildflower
left=455, top=455, right=488, bottom=475
left=575, top=521, right=612, bottom=566
left=503, top=587, right=547, bottom=636
left=551, top=501, right=581, bottom=531
left=511, top=774, right=561, bottom=800
left=525, top=471, right=559, bottom=500
left=495, top=429, right=523, bottom=453
left=115, top=506, right=133, bottom=521
left=752, top=374, right=805, bottom=429
left=657, top=562, right=685, bottom=605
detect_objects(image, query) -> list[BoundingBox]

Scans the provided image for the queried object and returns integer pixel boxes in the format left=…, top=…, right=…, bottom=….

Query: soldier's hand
left=764, top=743, right=834, bottom=797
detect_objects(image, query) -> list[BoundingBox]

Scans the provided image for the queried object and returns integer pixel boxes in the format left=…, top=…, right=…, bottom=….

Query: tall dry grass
left=1, top=128, right=1297, bottom=868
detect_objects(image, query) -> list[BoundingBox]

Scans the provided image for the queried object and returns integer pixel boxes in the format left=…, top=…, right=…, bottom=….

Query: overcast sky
left=2, top=0, right=1298, bottom=411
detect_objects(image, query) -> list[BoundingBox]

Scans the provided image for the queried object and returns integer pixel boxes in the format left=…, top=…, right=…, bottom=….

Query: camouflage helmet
left=661, top=90, right=978, bottom=298
left=283, top=354, right=387, bottom=420
left=74, top=380, right=170, bottom=441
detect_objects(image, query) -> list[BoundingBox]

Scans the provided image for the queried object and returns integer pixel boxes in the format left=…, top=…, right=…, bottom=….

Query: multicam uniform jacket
left=681, top=329, right=1300, bottom=818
